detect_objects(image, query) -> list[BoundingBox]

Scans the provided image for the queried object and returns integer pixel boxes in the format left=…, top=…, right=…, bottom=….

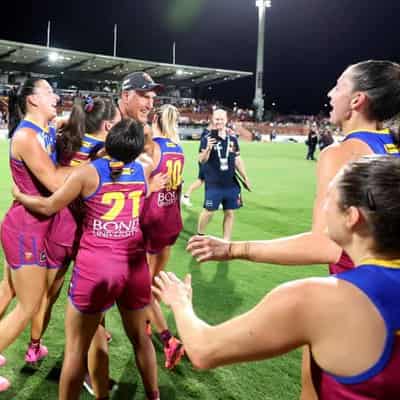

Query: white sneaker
left=181, top=195, right=192, bottom=207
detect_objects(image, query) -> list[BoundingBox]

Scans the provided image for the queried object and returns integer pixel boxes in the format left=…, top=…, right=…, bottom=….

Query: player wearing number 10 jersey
left=141, top=105, right=186, bottom=369
left=141, top=135, right=184, bottom=253
left=12, top=119, right=160, bottom=400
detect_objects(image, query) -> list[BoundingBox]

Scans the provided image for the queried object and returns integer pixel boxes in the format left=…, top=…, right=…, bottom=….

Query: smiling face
left=28, top=80, right=60, bottom=121
left=212, top=109, right=228, bottom=131
left=327, top=67, right=356, bottom=126
left=122, top=89, right=156, bottom=124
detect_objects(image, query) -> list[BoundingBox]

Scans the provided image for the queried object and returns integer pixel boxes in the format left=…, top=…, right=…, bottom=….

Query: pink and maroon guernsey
left=312, top=260, right=400, bottom=399
left=1, top=119, right=57, bottom=267
left=47, top=133, right=106, bottom=254
left=78, top=157, right=148, bottom=254
left=69, top=157, right=150, bottom=313
left=141, top=137, right=184, bottom=253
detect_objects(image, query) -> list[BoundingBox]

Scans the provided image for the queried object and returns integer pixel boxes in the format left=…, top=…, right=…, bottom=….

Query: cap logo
left=142, top=73, right=153, bottom=83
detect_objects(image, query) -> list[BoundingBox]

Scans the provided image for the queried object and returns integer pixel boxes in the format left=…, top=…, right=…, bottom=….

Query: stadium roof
left=0, top=39, right=252, bottom=88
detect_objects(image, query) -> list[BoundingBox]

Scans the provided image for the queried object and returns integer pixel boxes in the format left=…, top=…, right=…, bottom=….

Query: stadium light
left=256, top=0, right=271, bottom=8
left=48, top=52, right=59, bottom=63
left=253, top=0, right=272, bottom=121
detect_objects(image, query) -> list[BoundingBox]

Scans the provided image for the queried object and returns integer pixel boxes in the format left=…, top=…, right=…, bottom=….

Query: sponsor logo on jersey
left=40, top=251, right=47, bottom=263
left=92, top=218, right=140, bottom=238
left=157, top=190, right=177, bottom=207
left=384, top=143, right=400, bottom=154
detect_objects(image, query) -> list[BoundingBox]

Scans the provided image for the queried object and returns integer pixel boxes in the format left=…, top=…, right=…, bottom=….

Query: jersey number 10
left=166, top=159, right=183, bottom=191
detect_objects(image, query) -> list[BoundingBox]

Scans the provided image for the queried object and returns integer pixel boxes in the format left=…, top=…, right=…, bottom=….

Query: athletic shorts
left=146, top=231, right=181, bottom=254
left=45, top=208, right=78, bottom=269
left=1, top=221, right=50, bottom=269
left=204, top=184, right=242, bottom=211
left=198, top=164, right=205, bottom=181
left=69, top=250, right=151, bottom=314
left=45, top=239, right=74, bottom=269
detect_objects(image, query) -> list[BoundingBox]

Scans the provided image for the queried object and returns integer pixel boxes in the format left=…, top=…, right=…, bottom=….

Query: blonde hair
left=154, top=104, right=180, bottom=143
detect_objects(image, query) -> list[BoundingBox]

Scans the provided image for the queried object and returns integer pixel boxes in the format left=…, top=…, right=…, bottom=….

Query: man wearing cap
left=112, top=71, right=163, bottom=400
left=117, top=72, right=163, bottom=124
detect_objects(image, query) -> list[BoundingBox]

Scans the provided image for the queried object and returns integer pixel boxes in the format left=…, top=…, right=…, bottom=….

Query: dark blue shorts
left=204, top=185, right=242, bottom=211
left=198, top=164, right=205, bottom=180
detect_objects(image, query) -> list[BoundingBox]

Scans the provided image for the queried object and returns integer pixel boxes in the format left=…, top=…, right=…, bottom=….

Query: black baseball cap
left=122, top=72, right=164, bottom=93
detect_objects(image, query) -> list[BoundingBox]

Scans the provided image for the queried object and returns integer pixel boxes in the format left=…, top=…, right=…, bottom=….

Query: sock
left=146, top=389, right=160, bottom=400
left=159, top=329, right=172, bottom=346
left=30, top=338, right=40, bottom=347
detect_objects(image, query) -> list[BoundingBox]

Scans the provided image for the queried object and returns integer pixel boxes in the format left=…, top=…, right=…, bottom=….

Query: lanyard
left=216, top=135, right=230, bottom=161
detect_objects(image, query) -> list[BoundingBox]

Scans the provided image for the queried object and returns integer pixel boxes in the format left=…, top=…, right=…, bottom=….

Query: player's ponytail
left=154, top=104, right=180, bottom=143
left=57, top=96, right=117, bottom=160
left=350, top=60, right=400, bottom=146
left=109, top=161, right=125, bottom=180
left=8, top=78, right=43, bottom=138
left=57, top=98, right=86, bottom=158
left=105, top=118, right=145, bottom=180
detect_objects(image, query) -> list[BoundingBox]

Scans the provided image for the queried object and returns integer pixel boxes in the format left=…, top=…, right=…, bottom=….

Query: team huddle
left=0, top=72, right=184, bottom=400
left=1, top=60, right=400, bottom=400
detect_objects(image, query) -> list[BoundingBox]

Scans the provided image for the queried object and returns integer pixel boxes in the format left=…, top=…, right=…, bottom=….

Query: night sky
left=1, top=0, right=399, bottom=114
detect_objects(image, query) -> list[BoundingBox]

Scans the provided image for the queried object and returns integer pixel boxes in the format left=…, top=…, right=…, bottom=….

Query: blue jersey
left=344, top=128, right=400, bottom=156
left=199, top=129, right=240, bottom=187
left=17, top=119, right=57, bottom=164
left=331, top=129, right=400, bottom=276
left=10, top=119, right=57, bottom=196
left=68, top=133, right=105, bottom=166
left=312, top=260, right=400, bottom=400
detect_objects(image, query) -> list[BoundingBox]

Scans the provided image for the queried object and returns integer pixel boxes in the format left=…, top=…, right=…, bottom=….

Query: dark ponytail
left=57, top=96, right=117, bottom=159
left=350, top=60, right=400, bottom=145
left=8, top=78, right=43, bottom=138
left=105, top=118, right=144, bottom=180
left=57, top=98, right=86, bottom=158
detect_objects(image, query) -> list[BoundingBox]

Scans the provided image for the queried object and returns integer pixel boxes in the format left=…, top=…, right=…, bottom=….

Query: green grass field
left=0, top=141, right=327, bottom=400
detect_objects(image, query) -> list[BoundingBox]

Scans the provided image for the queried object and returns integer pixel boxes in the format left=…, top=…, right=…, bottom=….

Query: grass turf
left=0, top=140, right=327, bottom=399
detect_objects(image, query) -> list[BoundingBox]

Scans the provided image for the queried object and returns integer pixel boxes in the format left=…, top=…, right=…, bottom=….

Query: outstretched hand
left=152, top=271, right=192, bottom=308
left=186, top=235, right=230, bottom=262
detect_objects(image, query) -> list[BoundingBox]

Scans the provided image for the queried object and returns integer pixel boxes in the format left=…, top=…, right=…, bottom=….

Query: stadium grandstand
left=0, top=38, right=330, bottom=142
left=0, top=39, right=254, bottom=134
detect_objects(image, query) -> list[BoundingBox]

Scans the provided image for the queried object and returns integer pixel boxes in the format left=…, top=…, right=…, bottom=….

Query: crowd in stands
left=0, top=88, right=340, bottom=141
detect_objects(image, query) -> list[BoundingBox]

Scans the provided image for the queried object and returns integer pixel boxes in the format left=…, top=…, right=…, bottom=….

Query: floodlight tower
left=253, top=0, right=271, bottom=121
